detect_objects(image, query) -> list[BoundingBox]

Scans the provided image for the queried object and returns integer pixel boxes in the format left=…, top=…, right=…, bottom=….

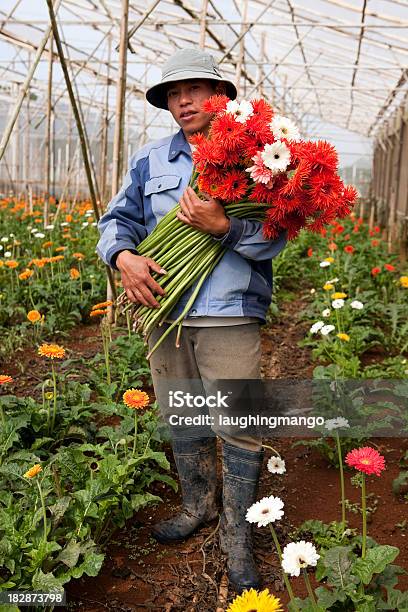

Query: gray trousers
left=148, top=323, right=262, bottom=451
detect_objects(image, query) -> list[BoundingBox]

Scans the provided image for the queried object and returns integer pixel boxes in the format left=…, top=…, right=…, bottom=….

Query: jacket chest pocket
left=145, top=175, right=182, bottom=222
left=144, top=175, right=181, bottom=196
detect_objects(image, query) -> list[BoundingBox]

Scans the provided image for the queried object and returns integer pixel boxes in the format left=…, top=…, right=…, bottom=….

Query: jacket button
left=191, top=309, right=197, bottom=314
left=158, top=183, right=162, bottom=188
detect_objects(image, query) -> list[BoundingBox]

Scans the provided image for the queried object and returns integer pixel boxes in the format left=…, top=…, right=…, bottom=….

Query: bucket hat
left=146, top=48, right=237, bottom=110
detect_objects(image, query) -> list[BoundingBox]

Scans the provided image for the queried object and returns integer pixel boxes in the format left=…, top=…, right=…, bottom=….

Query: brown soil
left=3, top=298, right=407, bottom=611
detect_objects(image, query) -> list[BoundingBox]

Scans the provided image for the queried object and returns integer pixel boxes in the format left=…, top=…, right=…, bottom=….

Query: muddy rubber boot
left=219, top=442, right=264, bottom=594
left=151, top=437, right=218, bottom=543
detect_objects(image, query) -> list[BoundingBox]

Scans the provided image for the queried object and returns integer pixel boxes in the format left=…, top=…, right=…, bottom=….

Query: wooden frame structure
left=0, top=0, right=407, bottom=248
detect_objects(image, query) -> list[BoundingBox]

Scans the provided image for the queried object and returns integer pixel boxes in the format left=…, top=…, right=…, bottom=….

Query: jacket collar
left=168, top=129, right=191, bottom=161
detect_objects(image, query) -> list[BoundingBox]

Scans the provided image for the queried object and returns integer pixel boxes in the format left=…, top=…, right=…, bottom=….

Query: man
left=97, top=48, right=286, bottom=594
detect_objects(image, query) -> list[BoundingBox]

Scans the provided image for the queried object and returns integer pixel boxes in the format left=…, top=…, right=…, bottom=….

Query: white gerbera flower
left=82, top=222, right=88, bottom=228
left=310, top=288, right=316, bottom=295
left=270, top=115, right=300, bottom=142
left=350, top=300, right=364, bottom=310
left=4, top=251, right=12, bottom=257
left=332, top=299, right=344, bottom=309
left=225, top=99, right=253, bottom=123
left=246, top=495, right=284, bottom=527
left=310, top=321, right=324, bottom=334
left=322, top=308, right=331, bottom=318
left=1, top=236, right=9, bottom=242
left=261, top=141, right=291, bottom=174
left=85, top=211, right=93, bottom=217
left=45, top=224, right=54, bottom=230
left=327, top=277, right=339, bottom=284
left=282, top=541, right=320, bottom=577
left=321, top=324, right=335, bottom=336
left=60, top=222, right=69, bottom=227
left=319, top=260, right=331, bottom=268
left=30, top=228, right=38, bottom=233
left=35, top=232, right=45, bottom=239
left=0, top=245, right=3, bottom=251
left=267, top=456, right=286, bottom=475
left=325, top=417, right=350, bottom=431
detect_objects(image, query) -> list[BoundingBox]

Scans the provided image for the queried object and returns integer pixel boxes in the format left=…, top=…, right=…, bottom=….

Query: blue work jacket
left=97, top=129, right=286, bottom=322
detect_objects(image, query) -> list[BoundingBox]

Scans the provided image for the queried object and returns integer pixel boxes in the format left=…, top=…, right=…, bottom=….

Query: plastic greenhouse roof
left=0, top=0, right=407, bottom=139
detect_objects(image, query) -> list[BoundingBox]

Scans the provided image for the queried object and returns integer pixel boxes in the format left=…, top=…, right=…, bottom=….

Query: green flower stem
left=146, top=249, right=224, bottom=358
left=50, top=363, right=57, bottom=432
left=0, top=403, right=5, bottom=427
left=361, top=473, right=367, bottom=558
left=303, top=569, right=318, bottom=610
left=102, top=323, right=111, bottom=387
left=269, top=525, right=298, bottom=609
left=262, top=443, right=281, bottom=457
left=335, top=431, right=346, bottom=528
left=36, top=479, right=48, bottom=543
left=132, top=412, right=138, bottom=456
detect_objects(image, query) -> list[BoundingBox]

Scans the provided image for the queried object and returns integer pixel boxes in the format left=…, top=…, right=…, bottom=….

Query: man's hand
left=116, top=250, right=166, bottom=308
left=177, top=186, right=230, bottom=236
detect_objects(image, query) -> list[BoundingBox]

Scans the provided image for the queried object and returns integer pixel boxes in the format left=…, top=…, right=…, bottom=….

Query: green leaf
left=69, top=551, right=104, bottom=579
left=319, top=546, right=357, bottom=588
left=31, top=569, right=68, bottom=592
left=315, top=586, right=343, bottom=608
left=354, top=545, right=400, bottom=585
left=130, top=492, right=162, bottom=511
left=56, top=540, right=82, bottom=569
left=49, top=496, right=71, bottom=525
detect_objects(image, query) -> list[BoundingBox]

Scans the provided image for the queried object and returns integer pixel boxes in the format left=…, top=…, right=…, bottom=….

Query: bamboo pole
left=44, top=34, right=53, bottom=226
left=107, top=0, right=129, bottom=316
left=100, top=36, right=111, bottom=203
left=235, top=0, right=248, bottom=93
left=199, top=0, right=208, bottom=49
left=45, top=0, right=116, bottom=299
left=0, top=0, right=61, bottom=163
left=111, top=0, right=129, bottom=197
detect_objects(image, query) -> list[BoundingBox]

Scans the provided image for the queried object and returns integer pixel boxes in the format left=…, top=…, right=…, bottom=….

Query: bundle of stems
left=117, top=175, right=268, bottom=358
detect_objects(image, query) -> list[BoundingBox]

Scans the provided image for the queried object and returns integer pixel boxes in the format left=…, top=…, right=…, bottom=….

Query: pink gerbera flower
left=246, top=151, right=275, bottom=185
left=345, top=447, right=385, bottom=476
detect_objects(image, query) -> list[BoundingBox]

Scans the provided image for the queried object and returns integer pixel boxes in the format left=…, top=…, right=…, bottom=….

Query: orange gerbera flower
left=73, top=252, right=85, bottom=260
left=27, top=310, right=41, bottom=323
left=70, top=268, right=80, bottom=280
left=89, top=309, right=107, bottom=317
left=38, top=343, right=66, bottom=359
left=24, top=464, right=42, bottom=479
left=5, top=260, right=19, bottom=269
left=92, top=300, right=113, bottom=310
left=42, top=241, right=53, bottom=248
left=123, top=388, right=149, bottom=410
left=19, top=269, right=34, bottom=280
left=65, top=214, right=73, bottom=222
left=55, top=246, right=66, bottom=252
left=0, top=374, right=13, bottom=385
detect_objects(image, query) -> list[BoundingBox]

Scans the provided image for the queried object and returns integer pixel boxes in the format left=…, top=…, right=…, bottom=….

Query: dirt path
left=4, top=299, right=407, bottom=611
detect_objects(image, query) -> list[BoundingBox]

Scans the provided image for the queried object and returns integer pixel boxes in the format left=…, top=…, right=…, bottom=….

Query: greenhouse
left=0, top=0, right=407, bottom=610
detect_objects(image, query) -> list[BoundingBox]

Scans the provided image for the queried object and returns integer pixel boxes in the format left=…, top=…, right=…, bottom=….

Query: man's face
left=166, top=79, right=217, bottom=137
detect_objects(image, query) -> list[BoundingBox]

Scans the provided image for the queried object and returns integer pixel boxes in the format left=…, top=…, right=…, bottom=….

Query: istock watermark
left=168, top=390, right=231, bottom=408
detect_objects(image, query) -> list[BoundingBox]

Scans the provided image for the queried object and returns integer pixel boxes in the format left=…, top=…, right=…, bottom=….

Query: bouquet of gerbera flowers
left=118, top=95, right=358, bottom=357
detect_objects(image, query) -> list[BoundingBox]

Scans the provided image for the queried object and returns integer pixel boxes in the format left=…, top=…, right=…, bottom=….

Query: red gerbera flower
left=218, top=170, right=249, bottom=202
left=209, top=113, right=247, bottom=151
left=371, top=266, right=381, bottom=276
left=384, top=263, right=395, bottom=272
left=202, top=94, right=229, bottom=114
left=345, top=447, right=385, bottom=476
left=302, top=140, right=339, bottom=173
left=191, top=133, right=224, bottom=170
left=307, top=248, right=313, bottom=257
left=344, top=245, right=354, bottom=254
left=308, top=173, right=343, bottom=209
